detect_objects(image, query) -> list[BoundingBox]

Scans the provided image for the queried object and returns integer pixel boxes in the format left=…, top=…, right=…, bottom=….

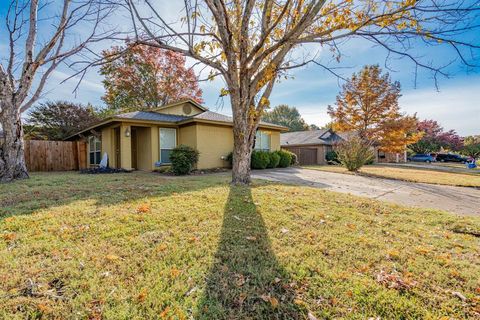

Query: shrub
left=288, top=150, right=298, bottom=165
left=276, top=150, right=292, bottom=168
left=461, top=143, right=480, bottom=159
left=169, top=145, right=200, bottom=175
left=267, top=152, right=281, bottom=168
left=334, top=137, right=374, bottom=172
left=251, top=150, right=270, bottom=169
left=325, top=150, right=339, bottom=164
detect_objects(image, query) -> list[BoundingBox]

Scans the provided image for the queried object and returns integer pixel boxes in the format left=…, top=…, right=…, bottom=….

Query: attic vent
left=183, top=104, right=192, bottom=115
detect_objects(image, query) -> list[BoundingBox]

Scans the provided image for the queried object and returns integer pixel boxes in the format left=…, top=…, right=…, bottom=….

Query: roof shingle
left=281, top=129, right=347, bottom=146
left=115, top=111, right=188, bottom=122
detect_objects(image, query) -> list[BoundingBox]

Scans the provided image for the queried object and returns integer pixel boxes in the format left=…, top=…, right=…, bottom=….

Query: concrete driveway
left=252, top=167, right=480, bottom=216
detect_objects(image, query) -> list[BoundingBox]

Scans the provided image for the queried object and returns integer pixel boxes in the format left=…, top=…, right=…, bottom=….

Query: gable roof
left=281, top=129, right=348, bottom=146
left=152, top=99, right=208, bottom=113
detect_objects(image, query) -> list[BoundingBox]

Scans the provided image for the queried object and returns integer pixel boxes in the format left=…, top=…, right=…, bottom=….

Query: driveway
left=252, top=167, right=480, bottom=216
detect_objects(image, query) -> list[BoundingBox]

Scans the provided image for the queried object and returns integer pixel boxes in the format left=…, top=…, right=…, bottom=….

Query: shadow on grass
left=196, top=185, right=304, bottom=319
left=0, top=171, right=229, bottom=219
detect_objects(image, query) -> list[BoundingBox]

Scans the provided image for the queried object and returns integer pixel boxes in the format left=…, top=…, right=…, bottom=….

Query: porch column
left=120, top=124, right=132, bottom=170
left=150, top=126, right=159, bottom=170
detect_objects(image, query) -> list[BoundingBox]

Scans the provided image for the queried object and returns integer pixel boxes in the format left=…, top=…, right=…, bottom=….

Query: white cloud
left=400, top=81, right=480, bottom=136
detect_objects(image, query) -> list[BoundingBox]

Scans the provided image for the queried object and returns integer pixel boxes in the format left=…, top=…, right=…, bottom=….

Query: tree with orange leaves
left=100, top=42, right=203, bottom=113
left=328, top=65, right=421, bottom=153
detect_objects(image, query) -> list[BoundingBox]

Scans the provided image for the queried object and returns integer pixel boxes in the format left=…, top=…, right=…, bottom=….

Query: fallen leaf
left=37, top=303, right=52, bottom=314
left=280, top=228, right=289, bottom=234
left=136, top=204, right=150, bottom=213
left=160, top=306, right=170, bottom=318
left=346, top=223, right=356, bottom=230
left=137, top=288, right=148, bottom=302
left=269, top=297, right=279, bottom=308
left=235, top=274, right=246, bottom=287
left=260, top=294, right=270, bottom=302
left=106, top=254, right=120, bottom=262
left=237, top=292, right=247, bottom=305
left=170, top=268, right=181, bottom=278
left=2, top=233, right=16, bottom=241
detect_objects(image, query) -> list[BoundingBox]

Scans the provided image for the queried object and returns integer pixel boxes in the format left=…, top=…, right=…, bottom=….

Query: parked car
left=435, top=153, right=468, bottom=163
left=407, top=154, right=436, bottom=163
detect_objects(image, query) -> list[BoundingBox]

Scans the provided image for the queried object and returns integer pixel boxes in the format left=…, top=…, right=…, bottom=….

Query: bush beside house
left=276, top=150, right=293, bottom=168
left=227, top=149, right=295, bottom=170
left=170, top=145, right=200, bottom=175
left=267, top=152, right=281, bottom=168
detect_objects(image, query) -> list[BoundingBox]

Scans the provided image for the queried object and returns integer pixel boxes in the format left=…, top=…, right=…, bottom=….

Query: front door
left=114, top=127, right=121, bottom=168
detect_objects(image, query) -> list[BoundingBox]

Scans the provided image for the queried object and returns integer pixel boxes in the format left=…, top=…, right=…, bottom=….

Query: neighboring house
left=66, top=99, right=287, bottom=170
left=281, top=129, right=407, bottom=165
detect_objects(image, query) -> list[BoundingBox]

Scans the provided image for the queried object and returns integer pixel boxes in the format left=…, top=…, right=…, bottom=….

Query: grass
left=1, top=172, right=480, bottom=319
left=305, top=164, right=480, bottom=187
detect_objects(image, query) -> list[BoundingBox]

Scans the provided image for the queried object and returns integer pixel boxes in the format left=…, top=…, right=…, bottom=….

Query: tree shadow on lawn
left=0, top=171, right=229, bottom=220
left=196, top=185, right=305, bottom=319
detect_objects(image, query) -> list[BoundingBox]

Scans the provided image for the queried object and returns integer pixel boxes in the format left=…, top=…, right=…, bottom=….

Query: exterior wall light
left=125, top=127, right=131, bottom=137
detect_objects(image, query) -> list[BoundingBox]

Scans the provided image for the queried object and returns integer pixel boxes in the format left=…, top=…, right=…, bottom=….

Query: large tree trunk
left=231, top=95, right=256, bottom=185
left=0, top=100, right=29, bottom=183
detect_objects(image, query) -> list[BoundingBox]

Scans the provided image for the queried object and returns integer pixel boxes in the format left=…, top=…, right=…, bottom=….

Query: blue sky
left=1, top=1, right=479, bottom=136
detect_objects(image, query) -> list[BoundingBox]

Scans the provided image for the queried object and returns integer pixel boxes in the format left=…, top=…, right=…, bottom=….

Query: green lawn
left=1, top=172, right=480, bottom=319
left=305, top=164, right=480, bottom=187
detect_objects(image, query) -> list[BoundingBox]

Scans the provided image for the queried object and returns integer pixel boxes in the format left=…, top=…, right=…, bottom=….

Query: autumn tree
left=26, top=101, right=102, bottom=140
left=100, top=43, right=203, bottom=112
left=0, top=0, right=115, bottom=182
left=409, top=119, right=463, bottom=154
left=118, top=0, right=478, bottom=184
left=460, top=135, right=479, bottom=159
left=328, top=65, right=420, bottom=153
left=262, top=104, right=309, bottom=131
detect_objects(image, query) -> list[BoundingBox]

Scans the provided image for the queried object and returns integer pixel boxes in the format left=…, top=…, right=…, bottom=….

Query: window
left=378, top=150, right=386, bottom=159
left=254, top=130, right=271, bottom=151
left=159, top=128, right=176, bottom=163
left=89, top=136, right=102, bottom=166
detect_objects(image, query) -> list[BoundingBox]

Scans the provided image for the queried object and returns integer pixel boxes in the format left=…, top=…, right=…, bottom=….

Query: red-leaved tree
left=409, top=119, right=463, bottom=154
left=101, top=43, right=203, bottom=112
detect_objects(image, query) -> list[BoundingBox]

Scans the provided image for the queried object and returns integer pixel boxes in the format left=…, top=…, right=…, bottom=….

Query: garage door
left=288, top=148, right=317, bottom=165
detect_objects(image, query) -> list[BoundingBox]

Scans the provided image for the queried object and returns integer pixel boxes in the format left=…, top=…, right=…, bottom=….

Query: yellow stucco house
left=67, top=100, right=287, bottom=170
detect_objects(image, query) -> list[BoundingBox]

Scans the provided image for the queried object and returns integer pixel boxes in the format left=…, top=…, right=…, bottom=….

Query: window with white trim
left=88, top=136, right=102, bottom=166
left=159, top=128, right=176, bottom=163
left=254, top=130, right=271, bottom=151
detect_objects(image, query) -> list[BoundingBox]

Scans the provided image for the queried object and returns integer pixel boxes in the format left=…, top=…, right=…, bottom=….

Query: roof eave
left=178, top=117, right=288, bottom=131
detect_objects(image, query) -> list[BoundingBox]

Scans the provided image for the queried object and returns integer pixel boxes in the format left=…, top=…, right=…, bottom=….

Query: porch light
left=125, top=127, right=130, bottom=137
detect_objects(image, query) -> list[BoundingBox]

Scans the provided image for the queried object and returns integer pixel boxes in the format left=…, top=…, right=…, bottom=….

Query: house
left=281, top=129, right=407, bottom=165
left=66, top=100, right=287, bottom=170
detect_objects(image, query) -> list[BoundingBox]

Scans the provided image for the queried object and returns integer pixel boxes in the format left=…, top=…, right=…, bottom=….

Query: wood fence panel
left=78, top=141, right=87, bottom=169
left=24, top=140, right=86, bottom=172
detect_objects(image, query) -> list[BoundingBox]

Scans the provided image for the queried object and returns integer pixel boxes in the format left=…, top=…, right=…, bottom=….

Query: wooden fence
left=24, top=140, right=87, bottom=172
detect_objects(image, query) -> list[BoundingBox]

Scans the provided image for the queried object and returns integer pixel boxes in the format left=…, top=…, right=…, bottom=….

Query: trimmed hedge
left=276, top=150, right=292, bottom=168
left=228, top=149, right=293, bottom=170
left=251, top=150, right=270, bottom=169
left=170, top=145, right=200, bottom=175
left=267, top=152, right=281, bottom=168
